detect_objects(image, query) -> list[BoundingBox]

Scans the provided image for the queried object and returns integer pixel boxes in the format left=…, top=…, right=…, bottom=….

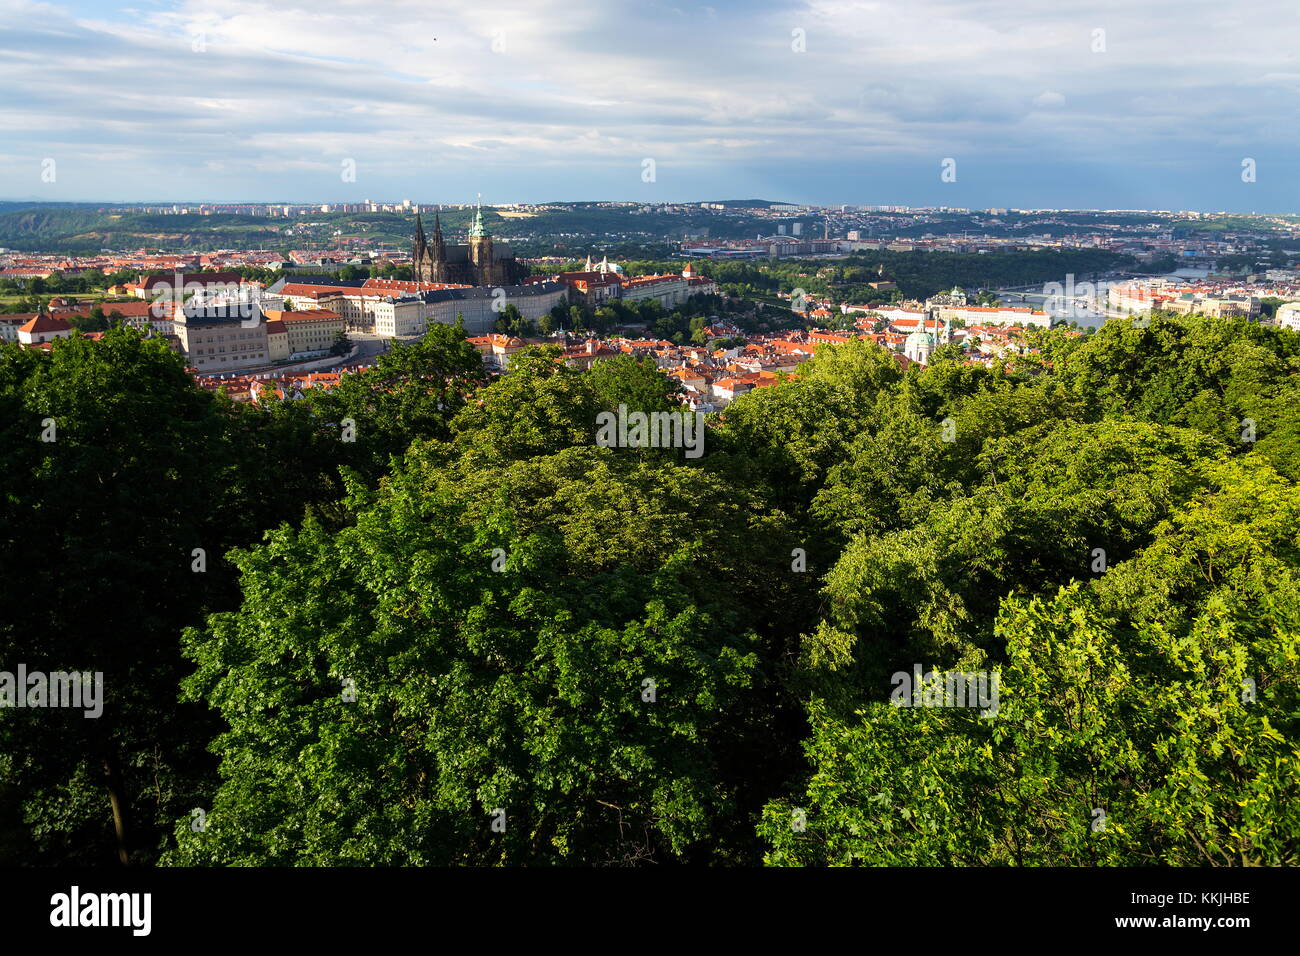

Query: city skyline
left=4, top=198, right=1298, bottom=215
left=2, top=0, right=1298, bottom=211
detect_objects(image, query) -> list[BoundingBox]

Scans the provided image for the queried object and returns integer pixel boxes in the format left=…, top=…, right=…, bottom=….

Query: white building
left=17, top=313, right=73, bottom=345
left=620, top=274, right=693, bottom=309
left=933, top=306, right=1050, bottom=329
left=412, top=282, right=568, bottom=336
left=0, top=314, right=32, bottom=342
left=1277, top=302, right=1300, bottom=332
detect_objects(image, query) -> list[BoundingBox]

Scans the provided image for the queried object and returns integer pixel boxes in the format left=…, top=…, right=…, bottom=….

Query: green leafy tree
left=803, top=420, right=1227, bottom=703
left=166, top=446, right=798, bottom=865
left=585, top=354, right=681, bottom=416
left=0, top=329, right=234, bottom=865
left=763, top=457, right=1300, bottom=866
left=307, top=324, right=487, bottom=480
left=69, top=306, right=109, bottom=333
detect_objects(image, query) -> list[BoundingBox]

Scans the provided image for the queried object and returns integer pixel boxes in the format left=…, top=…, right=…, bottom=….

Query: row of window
left=197, top=331, right=263, bottom=343
left=196, top=352, right=267, bottom=365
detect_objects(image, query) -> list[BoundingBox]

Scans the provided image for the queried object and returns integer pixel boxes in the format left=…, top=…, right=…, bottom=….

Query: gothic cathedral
left=412, top=201, right=525, bottom=287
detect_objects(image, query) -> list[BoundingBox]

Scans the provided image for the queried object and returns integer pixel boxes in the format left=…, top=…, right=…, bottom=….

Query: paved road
left=346, top=333, right=390, bottom=367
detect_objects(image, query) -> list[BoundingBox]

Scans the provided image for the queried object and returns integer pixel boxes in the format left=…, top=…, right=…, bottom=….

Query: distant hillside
left=697, top=199, right=787, bottom=208
left=0, top=203, right=788, bottom=253
left=0, top=209, right=287, bottom=253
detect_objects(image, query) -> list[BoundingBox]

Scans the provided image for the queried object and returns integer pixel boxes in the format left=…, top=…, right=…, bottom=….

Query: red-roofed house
left=563, top=338, right=621, bottom=369
left=18, top=313, right=73, bottom=345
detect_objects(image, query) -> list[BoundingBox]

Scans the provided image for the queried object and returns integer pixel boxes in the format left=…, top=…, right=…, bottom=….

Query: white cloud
left=0, top=0, right=1297, bottom=203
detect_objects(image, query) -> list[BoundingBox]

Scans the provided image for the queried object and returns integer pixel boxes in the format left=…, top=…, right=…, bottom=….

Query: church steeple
left=430, top=213, right=446, bottom=261
left=413, top=211, right=428, bottom=254
left=468, top=196, right=485, bottom=239
left=412, top=211, right=429, bottom=281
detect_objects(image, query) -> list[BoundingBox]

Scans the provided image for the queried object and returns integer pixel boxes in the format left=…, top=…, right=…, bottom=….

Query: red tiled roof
left=57, top=301, right=156, bottom=318
left=278, top=309, right=342, bottom=324
left=18, top=313, right=72, bottom=334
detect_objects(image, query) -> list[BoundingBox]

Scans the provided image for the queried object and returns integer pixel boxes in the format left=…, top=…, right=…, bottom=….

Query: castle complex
left=411, top=202, right=526, bottom=287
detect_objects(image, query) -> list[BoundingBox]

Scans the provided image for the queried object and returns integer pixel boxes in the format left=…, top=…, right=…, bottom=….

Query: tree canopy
left=3, top=310, right=1297, bottom=867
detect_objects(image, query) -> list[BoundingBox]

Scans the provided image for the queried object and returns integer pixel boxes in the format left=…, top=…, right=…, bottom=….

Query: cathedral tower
left=412, top=212, right=428, bottom=274
left=467, top=198, right=496, bottom=286
left=410, top=198, right=521, bottom=286
left=428, top=214, right=448, bottom=282
left=413, top=211, right=450, bottom=282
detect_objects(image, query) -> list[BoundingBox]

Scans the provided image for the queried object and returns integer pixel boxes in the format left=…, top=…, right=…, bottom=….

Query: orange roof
left=279, top=283, right=364, bottom=298
left=362, top=278, right=472, bottom=292
left=714, top=377, right=755, bottom=391
left=265, top=308, right=341, bottom=323
left=18, top=313, right=72, bottom=334
left=58, top=301, right=156, bottom=318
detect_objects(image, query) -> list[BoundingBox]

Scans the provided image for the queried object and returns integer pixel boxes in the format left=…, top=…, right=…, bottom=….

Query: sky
left=1, top=0, right=1298, bottom=211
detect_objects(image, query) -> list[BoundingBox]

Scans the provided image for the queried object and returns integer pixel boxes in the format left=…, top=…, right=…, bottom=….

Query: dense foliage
left=1, top=310, right=1296, bottom=866
left=696, top=248, right=1136, bottom=303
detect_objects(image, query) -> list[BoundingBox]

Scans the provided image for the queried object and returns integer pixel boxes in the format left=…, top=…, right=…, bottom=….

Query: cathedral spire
left=412, top=211, right=428, bottom=277
left=468, top=196, right=485, bottom=239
